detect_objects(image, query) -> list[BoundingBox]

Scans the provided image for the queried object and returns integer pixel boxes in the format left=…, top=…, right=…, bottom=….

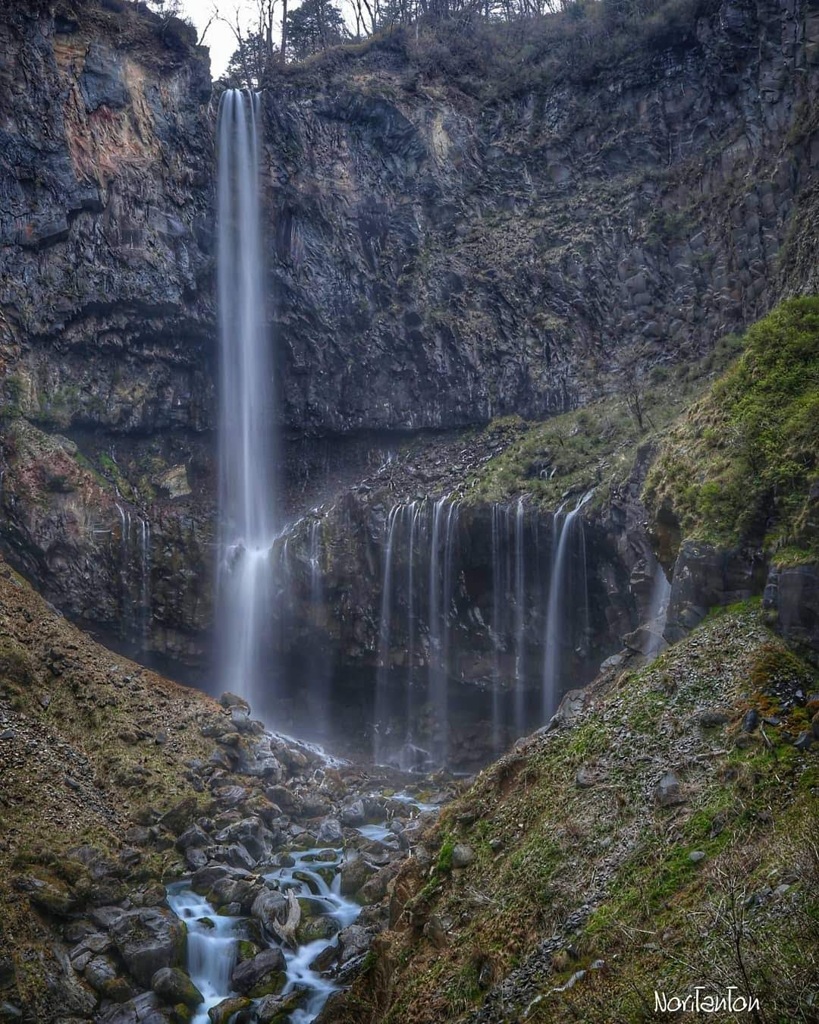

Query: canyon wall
left=0, top=0, right=817, bottom=713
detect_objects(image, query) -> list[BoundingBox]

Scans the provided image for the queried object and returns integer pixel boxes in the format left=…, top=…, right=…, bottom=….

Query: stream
left=167, top=789, right=438, bottom=1024
left=168, top=848, right=361, bottom=1024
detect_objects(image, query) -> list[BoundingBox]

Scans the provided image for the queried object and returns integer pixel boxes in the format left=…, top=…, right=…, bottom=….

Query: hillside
left=324, top=608, right=819, bottom=1023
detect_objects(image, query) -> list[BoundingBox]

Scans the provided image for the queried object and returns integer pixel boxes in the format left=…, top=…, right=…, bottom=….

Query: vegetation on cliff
left=459, top=331, right=743, bottom=511
left=644, top=297, right=819, bottom=565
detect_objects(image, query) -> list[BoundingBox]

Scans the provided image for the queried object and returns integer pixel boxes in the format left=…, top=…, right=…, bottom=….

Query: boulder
left=296, top=914, right=340, bottom=945
left=151, top=966, right=203, bottom=1009
left=230, top=948, right=287, bottom=998
left=653, top=771, right=684, bottom=808
left=316, top=818, right=344, bottom=845
left=98, top=992, right=173, bottom=1024
left=339, top=856, right=376, bottom=897
left=451, top=844, right=475, bottom=868
left=208, top=996, right=252, bottom=1024
left=84, top=954, right=134, bottom=1001
left=256, top=989, right=307, bottom=1023
left=251, top=889, right=289, bottom=934
left=110, top=909, right=186, bottom=988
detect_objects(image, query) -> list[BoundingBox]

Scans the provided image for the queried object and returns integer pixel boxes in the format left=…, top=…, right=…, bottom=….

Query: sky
left=176, top=1, right=261, bottom=79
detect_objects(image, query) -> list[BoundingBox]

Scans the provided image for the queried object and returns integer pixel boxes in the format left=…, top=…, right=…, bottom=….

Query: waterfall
left=139, top=516, right=151, bottom=645
left=542, top=490, right=594, bottom=719
left=440, top=502, right=459, bottom=763
left=404, top=501, right=421, bottom=760
left=374, top=506, right=400, bottom=764
left=115, top=502, right=132, bottom=631
left=513, top=498, right=526, bottom=734
left=427, top=498, right=456, bottom=766
left=216, top=89, right=277, bottom=707
left=114, top=503, right=151, bottom=650
left=308, top=520, right=329, bottom=739
left=644, top=559, right=671, bottom=660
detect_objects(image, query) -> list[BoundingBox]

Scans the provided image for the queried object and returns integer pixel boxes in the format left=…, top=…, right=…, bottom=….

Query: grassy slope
left=336, top=610, right=818, bottom=1023
left=328, top=299, right=819, bottom=1022
left=456, top=332, right=743, bottom=511
left=644, top=297, right=819, bottom=565
left=0, top=556, right=224, bottom=1018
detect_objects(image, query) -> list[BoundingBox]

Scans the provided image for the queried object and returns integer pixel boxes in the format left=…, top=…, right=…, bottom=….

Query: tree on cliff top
left=285, top=0, right=348, bottom=59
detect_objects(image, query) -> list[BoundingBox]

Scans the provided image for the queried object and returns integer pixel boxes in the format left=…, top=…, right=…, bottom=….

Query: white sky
left=177, top=0, right=359, bottom=79
left=177, top=1, right=264, bottom=79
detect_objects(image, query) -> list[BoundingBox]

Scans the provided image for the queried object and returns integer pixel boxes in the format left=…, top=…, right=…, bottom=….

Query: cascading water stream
left=542, top=490, right=594, bottom=718
left=167, top=847, right=361, bottom=1024
left=216, top=88, right=277, bottom=707
left=404, top=502, right=420, bottom=761
left=427, top=498, right=458, bottom=766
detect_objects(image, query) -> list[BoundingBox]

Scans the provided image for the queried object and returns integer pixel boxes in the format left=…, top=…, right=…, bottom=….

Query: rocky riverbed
left=0, top=556, right=460, bottom=1024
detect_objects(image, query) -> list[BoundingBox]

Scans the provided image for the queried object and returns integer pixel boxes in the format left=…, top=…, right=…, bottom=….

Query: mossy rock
left=236, top=939, right=261, bottom=962
left=0, top=638, right=35, bottom=687
left=208, top=996, right=252, bottom=1024
left=26, top=876, right=79, bottom=917
left=296, top=913, right=341, bottom=945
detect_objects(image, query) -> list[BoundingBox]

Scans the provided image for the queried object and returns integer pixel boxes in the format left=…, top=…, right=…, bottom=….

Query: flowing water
left=114, top=503, right=152, bottom=651
left=644, top=558, right=672, bottom=660
left=168, top=847, right=360, bottom=1024
left=513, top=498, right=526, bottom=733
left=542, top=490, right=594, bottom=718
left=216, top=88, right=277, bottom=707
left=374, top=506, right=401, bottom=764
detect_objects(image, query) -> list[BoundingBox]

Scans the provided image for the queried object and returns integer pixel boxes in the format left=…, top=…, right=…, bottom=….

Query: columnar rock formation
left=0, top=0, right=817, bottom=736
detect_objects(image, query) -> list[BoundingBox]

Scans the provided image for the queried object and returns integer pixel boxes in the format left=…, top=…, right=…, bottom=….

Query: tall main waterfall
left=216, top=90, right=277, bottom=705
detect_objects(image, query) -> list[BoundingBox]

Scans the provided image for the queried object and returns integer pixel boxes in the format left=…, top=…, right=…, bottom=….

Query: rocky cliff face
left=0, top=0, right=817, bottom=712
left=263, top=0, right=819, bottom=431
left=0, top=0, right=216, bottom=661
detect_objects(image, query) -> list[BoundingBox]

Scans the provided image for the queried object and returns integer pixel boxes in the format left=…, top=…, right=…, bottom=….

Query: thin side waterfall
left=439, top=501, right=459, bottom=764
left=491, top=504, right=504, bottom=755
left=114, top=503, right=151, bottom=650
left=542, top=490, right=594, bottom=719
left=404, top=501, right=420, bottom=757
left=374, top=506, right=400, bottom=764
left=216, top=88, right=277, bottom=707
left=427, top=498, right=445, bottom=763
left=308, top=520, right=329, bottom=739
left=116, top=502, right=132, bottom=630
left=513, top=498, right=526, bottom=734
left=645, top=559, right=672, bottom=660
left=139, top=516, right=151, bottom=645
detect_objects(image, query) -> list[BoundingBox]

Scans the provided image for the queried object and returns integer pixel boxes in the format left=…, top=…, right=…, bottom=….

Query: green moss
left=436, top=837, right=455, bottom=874
left=644, top=297, right=819, bottom=560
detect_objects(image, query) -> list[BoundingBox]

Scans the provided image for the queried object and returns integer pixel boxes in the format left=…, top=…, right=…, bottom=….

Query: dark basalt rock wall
left=263, top=0, right=819, bottom=432
left=0, top=0, right=216, bottom=658
left=0, top=1, right=215, bottom=432
left=0, top=0, right=817, bottom=681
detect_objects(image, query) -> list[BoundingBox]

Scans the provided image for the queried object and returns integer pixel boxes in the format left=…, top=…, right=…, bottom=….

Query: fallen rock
left=653, top=772, right=684, bottom=807
left=451, top=844, right=475, bottom=868
left=208, top=996, right=252, bottom=1024
left=110, top=908, right=186, bottom=988
left=151, top=966, right=203, bottom=1009
left=231, top=948, right=287, bottom=997
left=98, top=991, right=172, bottom=1024
left=316, top=818, right=344, bottom=845
left=339, top=856, right=376, bottom=897
left=251, top=889, right=288, bottom=934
